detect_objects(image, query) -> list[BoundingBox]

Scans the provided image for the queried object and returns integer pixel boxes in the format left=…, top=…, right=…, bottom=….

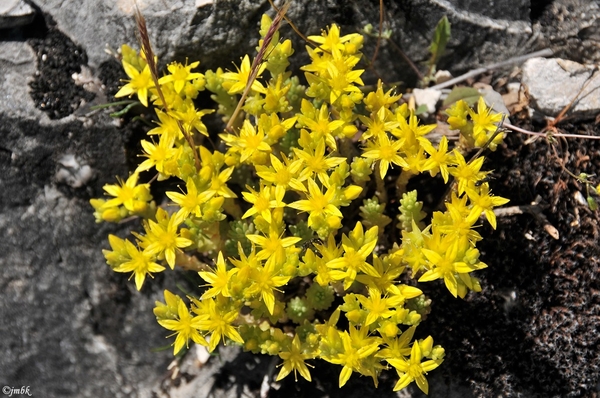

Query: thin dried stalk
left=429, top=48, right=554, bottom=90
left=225, top=1, right=290, bottom=133
left=268, top=0, right=319, bottom=50
left=134, top=4, right=201, bottom=171
left=504, top=121, right=600, bottom=140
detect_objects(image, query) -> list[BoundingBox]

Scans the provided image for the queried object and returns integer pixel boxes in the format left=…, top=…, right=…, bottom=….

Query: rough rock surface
left=1, top=0, right=599, bottom=397
left=522, top=57, right=600, bottom=119
left=0, top=0, right=35, bottom=29
left=32, top=0, right=538, bottom=84
left=0, top=26, right=173, bottom=398
left=536, top=0, right=600, bottom=64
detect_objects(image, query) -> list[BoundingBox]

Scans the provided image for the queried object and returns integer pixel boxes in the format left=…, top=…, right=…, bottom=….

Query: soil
left=421, top=117, right=600, bottom=397
left=25, top=11, right=95, bottom=120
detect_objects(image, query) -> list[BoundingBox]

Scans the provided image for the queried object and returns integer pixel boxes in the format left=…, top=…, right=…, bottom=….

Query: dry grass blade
left=133, top=3, right=201, bottom=171
left=134, top=5, right=164, bottom=107
left=225, top=1, right=290, bottom=132
left=503, top=121, right=600, bottom=140
left=268, top=0, right=320, bottom=50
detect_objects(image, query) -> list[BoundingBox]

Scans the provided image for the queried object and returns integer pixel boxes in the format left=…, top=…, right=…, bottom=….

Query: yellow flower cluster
left=93, top=14, right=509, bottom=394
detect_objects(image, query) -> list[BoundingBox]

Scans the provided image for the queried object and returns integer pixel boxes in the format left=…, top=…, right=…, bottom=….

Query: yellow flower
left=241, top=184, right=285, bottom=224
left=243, top=254, right=292, bottom=314
left=298, top=100, right=345, bottom=150
left=197, top=166, right=237, bottom=201
left=363, top=80, right=402, bottom=113
left=196, top=297, right=244, bottom=352
left=102, top=234, right=129, bottom=268
left=356, top=287, right=404, bottom=326
left=358, top=106, right=398, bottom=141
left=328, top=327, right=380, bottom=387
left=292, top=135, right=346, bottom=187
left=136, top=135, right=178, bottom=175
left=418, top=243, right=486, bottom=298
left=103, top=173, right=151, bottom=213
left=392, top=113, right=436, bottom=149
left=327, top=222, right=380, bottom=289
left=435, top=194, right=482, bottom=250
left=288, top=178, right=343, bottom=227
left=323, top=56, right=364, bottom=104
left=308, top=24, right=356, bottom=54
left=387, top=339, right=443, bottom=394
left=276, top=335, right=314, bottom=382
left=221, top=55, right=266, bottom=94
left=115, top=61, right=154, bottom=107
left=143, top=208, right=192, bottom=269
left=247, top=229, right=302, bottom=266
left=469, top=96, right=503, bottom=139
left=148, top=109, right=183, bottom=141
left=226, top=120, right=271, bottom=164
left=448, top=150, right=487, bottom=195
left=377, top=325, right=416, bottom=360
left=166, top=178, right=205, bottom=221
left=362, top=133, right=408, bottom=179
left=153, top=289, right=180, bottom=320
left=199, top=251, right=238, bottom=298
left=421, top=135, right=452, bottom=183
left=465, top=183, right=510, bottom=229
left=113, top=239, right=164, bottom=290
left=157, top=299, right=208, bottom=355
left=446, top=99, right=469, bottom=130
left=173, top=104, right=214, bottom=137
left=158, top=60, right=203, bottom=94
left=256, top=153, right=306, bottom=198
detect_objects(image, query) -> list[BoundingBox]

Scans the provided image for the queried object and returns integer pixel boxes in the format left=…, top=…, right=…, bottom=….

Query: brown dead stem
left=225, top=1, right=290, bottom=133
left=134, top=3, right=201, bottom=171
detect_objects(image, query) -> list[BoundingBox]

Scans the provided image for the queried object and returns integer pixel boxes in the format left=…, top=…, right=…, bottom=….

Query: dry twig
left=494, top=195, right=560, bottom=239
left=226, top=1, right=290, bottom=132
left=134, top=4, right=201, bottom=171
left=429, top=48, right=554, bottom=90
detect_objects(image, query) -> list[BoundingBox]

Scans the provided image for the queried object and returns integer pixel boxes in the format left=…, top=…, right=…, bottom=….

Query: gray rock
left=0, top=41, right=38, bottom=120
left=27, top=0, right=599, bottom=86
left=0, top=0, right=35, bottom=29
left=0, top=40, right=174, bottom=398
left=522, top=57, right=600, bottom=118
left=33, top=0, right=539, bottom=82
left=536, top=0, right=600, bottom=64
left=445, top=0, right=530, bottom=21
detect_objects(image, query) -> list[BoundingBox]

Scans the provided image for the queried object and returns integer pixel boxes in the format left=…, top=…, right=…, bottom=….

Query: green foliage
left=286, top=297, right=315, bottom=323
left=424, top=15, right=451, bottom=85
left=92, top=15, right=508, bottom=395
left=429, top=16, right=451, bottom=67
left=443, top=86, right=481, bottom=107
left=305, top=283, right=335, bottom=310
left=397, top=190, right=426, bottom=232
left=360, top=197, right=392, bottom=232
